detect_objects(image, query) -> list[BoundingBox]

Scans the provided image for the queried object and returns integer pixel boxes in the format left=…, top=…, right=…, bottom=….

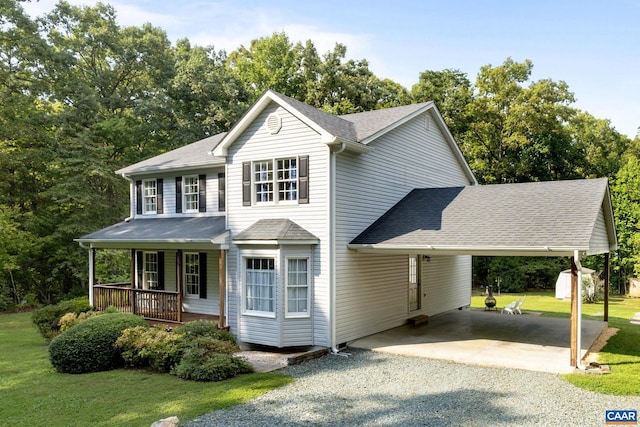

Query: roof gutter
left=347, top=243, right=587, bottom=256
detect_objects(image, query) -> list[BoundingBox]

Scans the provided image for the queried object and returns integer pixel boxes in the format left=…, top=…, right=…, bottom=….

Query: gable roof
left=212, top=90, right=476, bottom=183
left=349, top=178, right=617, bottom=257
left=117, top=133, right=227, bottom=176
left=233, top=218, right=319, bottom=244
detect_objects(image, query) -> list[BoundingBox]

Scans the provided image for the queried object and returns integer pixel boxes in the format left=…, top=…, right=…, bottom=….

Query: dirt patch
left=583, top=327, right=619, bottom=365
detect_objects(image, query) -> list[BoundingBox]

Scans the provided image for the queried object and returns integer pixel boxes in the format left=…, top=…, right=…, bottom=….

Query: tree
left=610, top=157, right=640, bottom=291
left=459, top=58, right=576, bottom=184
left=411, top=69, right=473, bottom=138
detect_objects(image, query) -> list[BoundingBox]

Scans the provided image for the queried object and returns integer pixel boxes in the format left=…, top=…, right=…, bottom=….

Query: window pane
left=183, top=176, right=199, bottom=211
left=184, top=253, right=200, bottom=296
left=253, top=161, right=273, bottom=202
left=245, top=257, right=275, bottom=313
left=287, top=258, right=308, bottom=314
left=277, top=158, right=297, bottom=201
left=143, top=180, right=157, bottom=213
left=144, top=252, right=158, bottom=289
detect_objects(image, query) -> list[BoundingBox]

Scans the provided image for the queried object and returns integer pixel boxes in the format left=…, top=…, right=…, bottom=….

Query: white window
left=253, top=158, right=297, bottom=203
left=286, top=257, right=309, bottom=317
left=183, top=176, right=199, bottom=212
left=277, top=158, right=297, bottom=201
left=253, top=161, right=274, bottom=202
left=144, top=252, right=158, bottom=290
left=184, top=252, right=200, bottom=297
left=244, top=258, right=275, bottom=314
left=143, top=179, right=157, bottom=214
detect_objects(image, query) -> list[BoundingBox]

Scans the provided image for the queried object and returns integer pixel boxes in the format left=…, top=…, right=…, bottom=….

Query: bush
left=49, top=312, right=147, bottom=374
left=31, top=297, right=93, bottom=341
left=176, top=320, right=237, bottom=344
left=172, top=347, right=253, bottom=381
left=115, top=326, right=188, bottom=372
left=58, top=310, right=102, bottom=332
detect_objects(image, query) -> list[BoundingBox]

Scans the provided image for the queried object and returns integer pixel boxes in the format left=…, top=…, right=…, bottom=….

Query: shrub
left=115, top=326, right=188, bottom=372
left=172, top=347, right=253, bottom=381
left=31, top=297, right=92, bottom=341
left=58, top=310, right=102, bottom=332
left=49, top=312, right=147, bottom=374
left=176, top=320, right=237, bottom=344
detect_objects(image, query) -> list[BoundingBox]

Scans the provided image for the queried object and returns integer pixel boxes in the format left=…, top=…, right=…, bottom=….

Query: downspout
left=121, top=173, right=135, bottom=222
left=330, top=142, right=349, bottom=356
left=574, top=250, right=586, bottom=370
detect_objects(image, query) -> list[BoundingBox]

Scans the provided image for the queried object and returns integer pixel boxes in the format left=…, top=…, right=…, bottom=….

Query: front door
left=408, top=255, right=421, bottom=311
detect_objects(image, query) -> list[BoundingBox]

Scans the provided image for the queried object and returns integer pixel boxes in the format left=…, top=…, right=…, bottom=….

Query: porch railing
left=93, top=283, right=181, bottom=322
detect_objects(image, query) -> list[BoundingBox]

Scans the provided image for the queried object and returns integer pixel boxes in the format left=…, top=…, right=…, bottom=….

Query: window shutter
left=156, top=179, right=163, bottom=214
left=218, top=173, right=225, bottom=212
left=199, top=252, right=207, bottom=299
left=135, top=251, right=143, bottom=288
left=157, top=252, right=165, bottom=290
left=175, top=177, right=182, bottom=213
left=135, top=181, right=142, bottom=214
left=299, top=155, right=309, bottom=204
left=198, top=174, right=207, bottom=212
left=242, top=162, right=251, bottom=206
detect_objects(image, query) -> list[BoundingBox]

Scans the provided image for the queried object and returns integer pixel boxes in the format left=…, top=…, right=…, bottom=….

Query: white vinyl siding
left=589, top=208, right=612, bottom=255
left=132, top=169, right=225, bottom=219
left=226, top=103, right=328, bottom=347
left=334, top=111, right=474, bottom=344
left=422, top=255, right=472, bottom=315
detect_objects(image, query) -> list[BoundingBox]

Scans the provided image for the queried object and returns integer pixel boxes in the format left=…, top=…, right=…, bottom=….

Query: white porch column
left=88, top=247, right=95, bottom=306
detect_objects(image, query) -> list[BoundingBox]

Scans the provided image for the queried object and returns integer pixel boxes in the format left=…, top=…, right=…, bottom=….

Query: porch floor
left=146, top=313, right=218, bottom=327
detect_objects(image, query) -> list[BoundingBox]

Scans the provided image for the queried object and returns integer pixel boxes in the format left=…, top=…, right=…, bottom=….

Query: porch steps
left=408, top=314, right=429, bottom=327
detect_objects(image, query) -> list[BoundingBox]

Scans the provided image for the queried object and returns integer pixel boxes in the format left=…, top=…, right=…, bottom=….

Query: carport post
left=570, top=252, right=584, bottom=369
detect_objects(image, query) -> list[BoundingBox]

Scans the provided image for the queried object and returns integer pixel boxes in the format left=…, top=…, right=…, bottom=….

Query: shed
left=555, top=268, right=595, bottom=299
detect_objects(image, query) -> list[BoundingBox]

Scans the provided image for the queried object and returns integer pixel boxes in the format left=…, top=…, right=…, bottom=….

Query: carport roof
left=349, top=178, right=617, bottom=257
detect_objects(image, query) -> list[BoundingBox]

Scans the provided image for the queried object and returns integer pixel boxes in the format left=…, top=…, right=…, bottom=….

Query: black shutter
left=157, top=252, right=165, bottom=290
left=175, top=177, right=182, bottom=213
left=136, top=180, right=142, bottom=214
left=299, top=155, right=309, bottom=204
left=199, top=174, right=207, bottom=212
left=136, top=251, right=143, bottom=288
left=218, top=173, right=225, bottom=212
left=242, top=162, right=251, bottom=206
left=199, top=252, right=207, bottom=299
left=156, top=179, right=163, bottom=214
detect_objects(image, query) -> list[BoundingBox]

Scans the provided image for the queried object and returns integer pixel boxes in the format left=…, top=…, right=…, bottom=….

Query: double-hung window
left=143, top=179, right=157, bottom=214
left=183, top=175, right=199, bottom=212
left=244, top=258, right=275, bottom=314
left=286, top=258, right=309, bottom=317
left=184, top=252, right=200, bottom=297
left=144, top=252, right=158, bottom=290
left=245, top=156, right=307, bottom=205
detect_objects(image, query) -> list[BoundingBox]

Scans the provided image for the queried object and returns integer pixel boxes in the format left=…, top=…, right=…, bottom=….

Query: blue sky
left=24, top=0, right=640, bottom=138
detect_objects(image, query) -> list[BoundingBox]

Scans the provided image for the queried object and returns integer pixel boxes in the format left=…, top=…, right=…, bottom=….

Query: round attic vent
left=267, top=113, right=282, bottom=134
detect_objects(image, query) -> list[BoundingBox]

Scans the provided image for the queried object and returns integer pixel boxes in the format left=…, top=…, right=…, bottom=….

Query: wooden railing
left=93, top=284, right=181, bottom=322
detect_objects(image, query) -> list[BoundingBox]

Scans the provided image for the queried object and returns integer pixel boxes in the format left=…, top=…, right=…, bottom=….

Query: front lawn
left=472, top=291, right=640, bottom=395
left=0, top=312, right=292, bottom=426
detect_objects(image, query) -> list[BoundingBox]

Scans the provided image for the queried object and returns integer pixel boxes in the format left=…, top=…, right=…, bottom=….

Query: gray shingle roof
left=350, top=179, right=614, bottom=255
left=77, top=217, right=226, bottom=243
left=233, top=219, right=319, bottom=242
left=270, top=90, right=430, bottom=143
left=116, top=133, right=227, bottom=175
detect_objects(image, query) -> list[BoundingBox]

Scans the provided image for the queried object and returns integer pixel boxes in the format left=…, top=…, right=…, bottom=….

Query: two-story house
left=78, top=90, right=617, bottom=364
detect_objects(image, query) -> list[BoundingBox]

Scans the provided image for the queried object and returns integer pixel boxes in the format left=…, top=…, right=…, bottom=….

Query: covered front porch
left=76, top=217, right=229, bottom=326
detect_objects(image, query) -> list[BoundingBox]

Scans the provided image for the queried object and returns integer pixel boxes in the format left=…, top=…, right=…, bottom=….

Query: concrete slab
left=350, top=309, right=608, bottom=374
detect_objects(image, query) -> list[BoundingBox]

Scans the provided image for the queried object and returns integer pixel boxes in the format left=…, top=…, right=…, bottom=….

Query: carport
left=348, top=178, right=617, bottom=370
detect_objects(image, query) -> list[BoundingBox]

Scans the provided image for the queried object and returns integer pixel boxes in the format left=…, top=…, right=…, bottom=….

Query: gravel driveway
left=185, top=348, right=640, bottom=426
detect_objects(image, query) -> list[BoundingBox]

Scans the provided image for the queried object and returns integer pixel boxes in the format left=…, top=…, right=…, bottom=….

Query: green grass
left=0, top=312, right=293, bottom=426
left=472, top=290, right=640, bottom=395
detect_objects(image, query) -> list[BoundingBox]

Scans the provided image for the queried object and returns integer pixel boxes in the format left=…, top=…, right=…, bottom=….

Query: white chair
left=501, top=300, right=517, bottom=315
left=514, top=295, right=526, bottom=314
